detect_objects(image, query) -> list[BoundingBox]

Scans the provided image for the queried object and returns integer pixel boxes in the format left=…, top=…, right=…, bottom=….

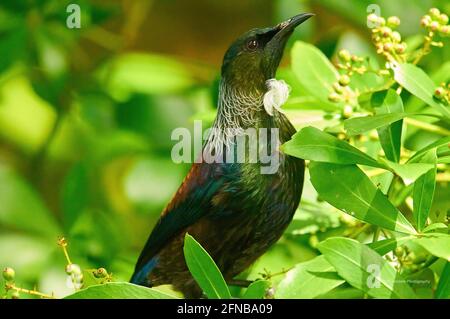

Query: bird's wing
left=132, top=162, right=227, bottom=282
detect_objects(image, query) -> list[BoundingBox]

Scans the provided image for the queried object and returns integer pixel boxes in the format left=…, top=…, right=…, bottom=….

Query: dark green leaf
left=373, top=90, right=404, bottom=162
left=309, top=162, right=416, bottom=234
left=413, top=149, right=437, bottom=232
left=283, top=126, right=384, bottom=168
left=183, top=233, right=231, bottom=299
left=318, top=238, right=417, bottom=299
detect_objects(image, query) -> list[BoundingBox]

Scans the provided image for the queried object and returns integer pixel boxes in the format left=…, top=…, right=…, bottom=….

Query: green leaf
left=381, top=159, right=434, bottom=186
left=183, top=233, right=231, bottom=299
left=412, top=149, right=437, bottom=232
left=283, top=126, right=384, bottom=168
left=422, top=223, right=448, bottom=233
left=0, top=166, right=61, bottom=238
left=344, top=113, right=408, bottom=136
left=436, top=262, right=450, bottom=299
left=318, top=238, right=417, bottom=299
left=275, top=256, right=345, bottom=299
left=373, top=90, right=404, bottom=162
left=64, top=282, right=178, bottom=299
left=413, top=233, right=450, bottom=261
left=408, top=136, right=450, bottom=163
left=291, top=41, right=339, bottom=103
left=309, top=162, right=416, bottom=235
left=393, top=63, right=450, bottom=121
left=242, top=280, right=271, bottom=299
left=368, top=236, right=415, bottom=256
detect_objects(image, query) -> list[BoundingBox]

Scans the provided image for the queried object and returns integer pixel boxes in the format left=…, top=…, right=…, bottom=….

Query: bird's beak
left=263, top=13, right=314, bottom=77
left=270, top=13, right=315, bottom=43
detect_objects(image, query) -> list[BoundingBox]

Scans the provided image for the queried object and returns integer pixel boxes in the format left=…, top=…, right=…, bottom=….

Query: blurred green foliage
left=0, top=0, right=449, bottom=299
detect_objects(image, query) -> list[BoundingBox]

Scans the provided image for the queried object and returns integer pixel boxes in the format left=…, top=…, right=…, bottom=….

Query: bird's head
left=221, top=13, right=314, bottom=90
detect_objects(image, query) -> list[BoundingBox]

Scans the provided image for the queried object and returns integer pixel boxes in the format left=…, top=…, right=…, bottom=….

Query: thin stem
left=6, top=284, right=56, bottom=299
left=227, top=279, right=253, bottom=288
left=372, top=227, right=381, bottom=242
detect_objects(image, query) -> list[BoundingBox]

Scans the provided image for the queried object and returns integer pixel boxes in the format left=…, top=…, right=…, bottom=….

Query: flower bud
left=429, top=8, right=440, bottom=18
left=65, top=263, right=82, bottom=276
left=387, top=16, right=401, bottom=27
left=343, top=105, right=353, bottom=118
left=11, top=291, right=20, bottom=299
left=367, top=13, right=379, bottom=25
left=381, top=26, right=392, bottom=37
left=430, top=21, right=440, bottom=31
left=338, top=49, right=351, bottom=61
left=395, top=43, right=406, bottom=54
left=378, top=17, right=386, bottom=26
left=339, top=74, right=351, bottom=86
left=440, top=25, right=450, bottom=35
left=328, top=92, right=341, bottom=102
left=391, top=31, right=401, bottom=42
left=94, top=268, right=108, bottom=278
left=394, top=246, right=404, bottom=257
left=434, top=87, right=445, bottom=97
left=421, top=15, right=431, bottom=27
left=333, top=82, right=344, bottom=94
left=383, top=42, right=393, bottom=52
left=439, top=14, right=449, bottom=25
left=2, top=267, right=15, bottom=282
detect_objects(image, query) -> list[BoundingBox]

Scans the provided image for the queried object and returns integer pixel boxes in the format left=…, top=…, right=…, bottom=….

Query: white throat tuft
left=263, top=79, right=290, bottom=116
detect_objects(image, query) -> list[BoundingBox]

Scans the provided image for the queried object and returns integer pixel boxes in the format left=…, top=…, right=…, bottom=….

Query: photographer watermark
left=66, top=4, right=81, bottom=29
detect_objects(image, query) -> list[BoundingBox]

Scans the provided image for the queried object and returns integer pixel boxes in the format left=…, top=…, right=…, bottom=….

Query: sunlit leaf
left=412, top=149, right=437, bottom=232
left=283, top=126, right=384, bottom=168
left=64, top=282, right=178, bottom=299
left=309, top=162, right=416, bottom=234
left=318, top=238, right=417, bottom=299
left=275, top=256, right=344, bottom=299
left=393, top=63, right=450, bottom=121
left=183, top=233, right=231, bottom=299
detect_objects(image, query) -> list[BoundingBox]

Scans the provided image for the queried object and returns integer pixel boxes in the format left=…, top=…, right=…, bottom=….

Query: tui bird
left=131, top=13, right=312, bottom=298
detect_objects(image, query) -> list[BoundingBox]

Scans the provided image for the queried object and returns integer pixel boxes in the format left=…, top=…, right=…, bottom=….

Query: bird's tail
left=130, top=257, right=158, bottom=286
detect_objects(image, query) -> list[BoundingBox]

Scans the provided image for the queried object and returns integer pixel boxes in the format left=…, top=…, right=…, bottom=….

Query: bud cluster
left=66, top=263, right=84, bottom=289
left=421, top=8, right=450, bottom=37
left=393, top=246, right=429, bottom=273
left=368, top=14, right=407, bottom=61
left=335, top=49, right=367, bottom=75
left=434, top=82, right=450, bottom=104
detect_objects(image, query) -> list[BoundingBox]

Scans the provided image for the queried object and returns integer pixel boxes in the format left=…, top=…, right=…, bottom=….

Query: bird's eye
left=246, top=39, right=259, bottom=51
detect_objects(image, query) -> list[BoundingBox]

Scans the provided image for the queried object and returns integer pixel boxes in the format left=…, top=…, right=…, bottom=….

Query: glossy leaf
left=412, top=149, right=437, bottom=232
left=318, top=238, right=417, bottom=299
left=283, top=126, right=384, bottom=168
left=393, top=63, right=450, bottom=121
left=291, top=41, right=339, bottom=103
left=344, top=113, right=408, bottom=136
left=368, top=236, right=415, bottom=256
left=381, top=159, right=434, bottom=186
left=275, top=256, right=345, bottom=299
left=408, top=136, right=450, bottom=163
left=309, top=162, right=416, bottom=234
left=413, top=233, right=450, bottom=261
left=64, top=282, right=178, bottom=299
left=373, top=90, right=404, bottom=162
left=183, top=233, right=231, bottom=299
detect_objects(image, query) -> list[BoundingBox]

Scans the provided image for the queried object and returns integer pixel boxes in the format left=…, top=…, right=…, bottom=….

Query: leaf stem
left=404, top=118, right=450, bottom=136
